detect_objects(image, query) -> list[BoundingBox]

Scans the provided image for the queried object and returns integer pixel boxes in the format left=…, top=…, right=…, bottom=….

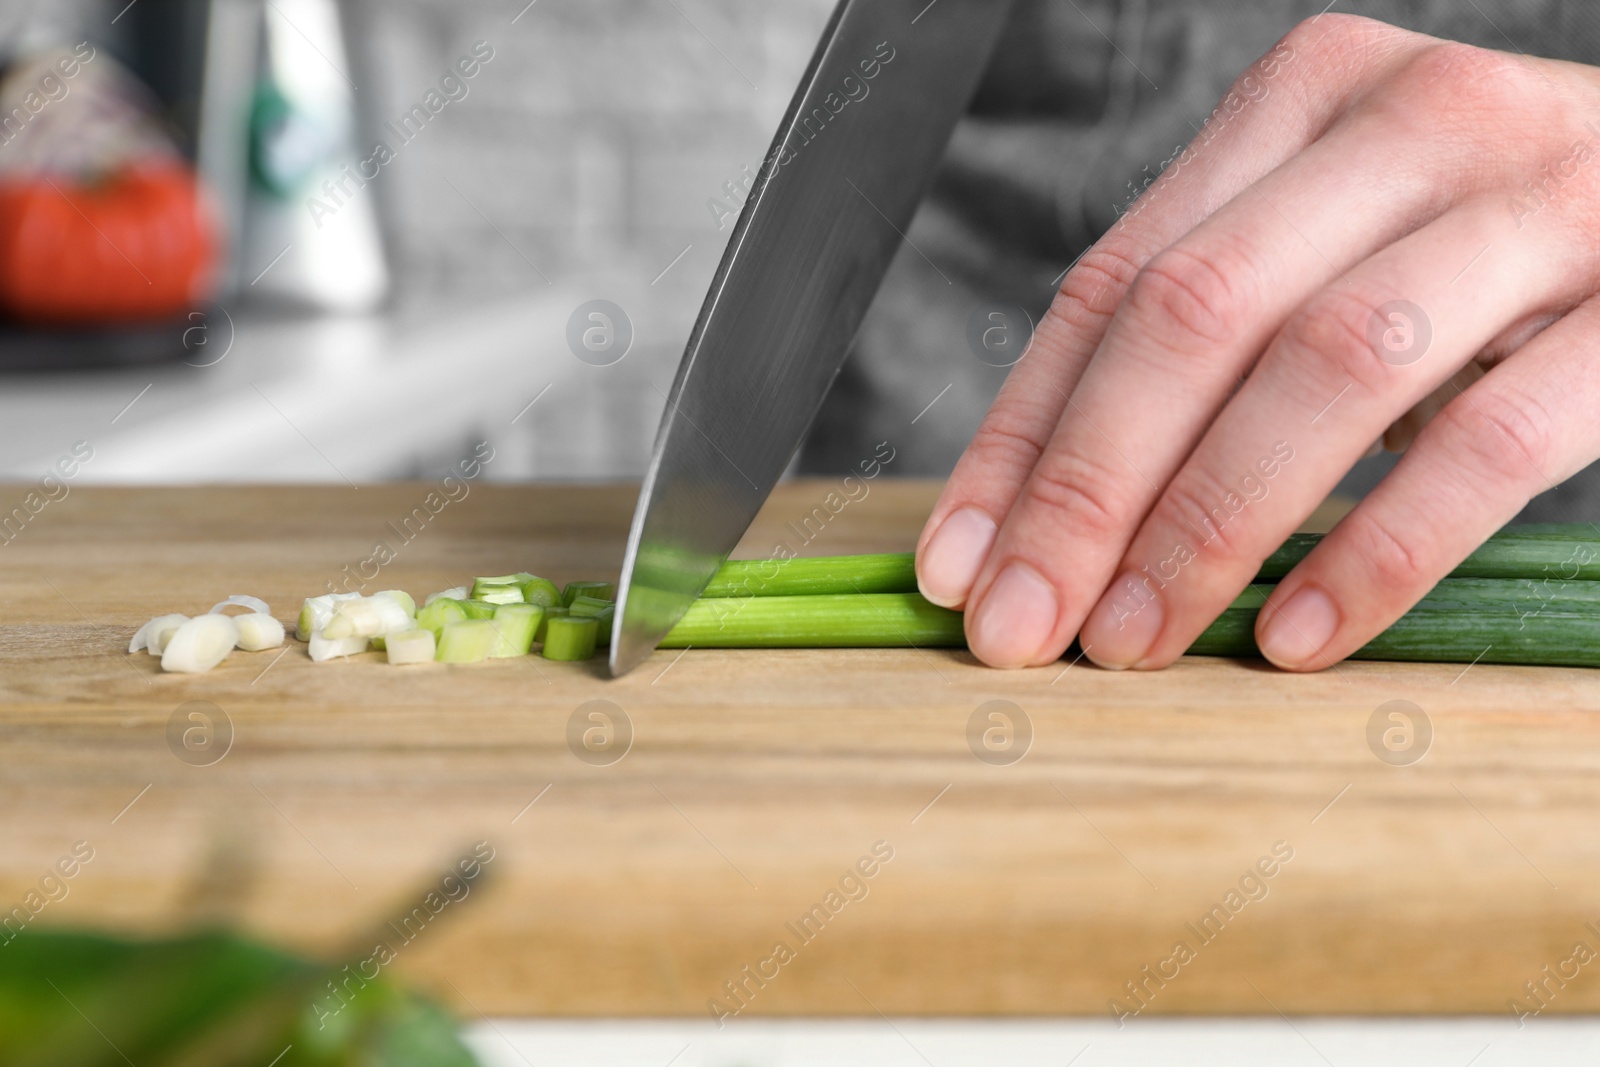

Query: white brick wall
left=343, top=0, right=834, bottom=308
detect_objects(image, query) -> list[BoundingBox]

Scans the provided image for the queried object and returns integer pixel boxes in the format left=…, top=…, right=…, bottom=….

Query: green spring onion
left=416, top=597, right=468, bottom=637
left=694, top=525, right=1600, bottom=598
left=592, top=603, right=615, bottom=648
left=519, top=576, right=563, bottom=609
left=567, top=595, right=612, bottom=617
left=488, top=604, right=542, bottom=658
left=661, top=593, right=964, bottom=648
left=702, top=552, right=918, bottom=597
left=561, top=581, right=614, bottom=607
left=471, top=575, right=526, bottom=605
left=541, top=614, right=599, bottom=661
left=535, top=605, right=568, bottom=644
left=1189, top=579, right=1600, bottom=667
left=385, top=627, right=437, bottom=665
left=662, top=579, right=1600, bottom=668
left=436, top=620, right=498, bottom=664
left=1258, top=525, right=1600, bottom=581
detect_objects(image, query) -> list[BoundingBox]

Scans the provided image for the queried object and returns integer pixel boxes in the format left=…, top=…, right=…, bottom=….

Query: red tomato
left=0, top=163, right=220, bottom=324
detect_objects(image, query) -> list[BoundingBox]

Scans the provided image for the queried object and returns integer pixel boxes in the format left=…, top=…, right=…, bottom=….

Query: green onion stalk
left=665, top=524, right=1600, bottom=668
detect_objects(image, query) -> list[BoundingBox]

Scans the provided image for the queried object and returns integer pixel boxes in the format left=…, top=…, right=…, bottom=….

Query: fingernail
left=1259, top=585, right=1340, bottom=669
left=967, top=562, right=1059, bottom=668
left=1080, top=571, right=1165, bottom=670
left=918, top=507, right=998, bottom=608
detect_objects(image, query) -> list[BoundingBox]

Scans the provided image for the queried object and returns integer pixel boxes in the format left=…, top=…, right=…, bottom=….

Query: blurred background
left=9, top=3, right=1600, bottom=1064
left=3, top=0, right=1597, bottom=519
left=0, top=0, right=837, bottom=487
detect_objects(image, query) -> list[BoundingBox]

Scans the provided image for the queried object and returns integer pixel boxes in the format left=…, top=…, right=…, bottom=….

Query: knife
left=610, top=0, right=1015, bottom=677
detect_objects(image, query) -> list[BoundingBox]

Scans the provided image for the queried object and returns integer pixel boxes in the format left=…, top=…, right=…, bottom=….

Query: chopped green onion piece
left=323, top=595, right=412, bottom=640
left=561, top=581, right=614, bottom=607
left=234, top=613, right=286, bottom=652
left=424, top=586, right=469, bottom=606
left=386, top=628, right=437, bottom=665
left=518, top=576, right=562, bottom=609
left=473, top=584, right=524, bottom=605
left=592, top=603, right=614, bottom=648
left=416, top=597, right=469, bottom=637
left=534, top=605, right=568, bottom=644
left=436, top=620, right=498, bottom=664
left=541, top=614, right=598, bottom=661
left=308, top=630, right=369, bottom=662
left=295, top=600, right=318, bottom=642
left=568, top=595, right=611, bottom=617
left=472, top=575, right=526, bottom=604
left=489, top=604, right=543, bottom=658
left=374, top=589, right=417, bottom=618
left=322, top=614, right=355, bottom=640
left=370, top=634, right=387, bottom=652
left=460, top=599, right=498, bottom=620
left=297, top=592, right=361, bottom=641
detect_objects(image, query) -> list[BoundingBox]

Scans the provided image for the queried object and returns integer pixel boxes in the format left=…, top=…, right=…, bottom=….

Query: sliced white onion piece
left=129, top=617, right=155, bottom=653
left=297, top=592, right=361, bottom=641
left=308, top=630, right=369, bottom=662
left=235, top=613, right=286, bottom=652
left=424, top=586, right=469, bottom=606
left=385, top=627, right=436, bottom=665
left=131, top=613, right=186, bottom=653
left=323, top=596, right=412, bottom=640
left=160, top=614, right=240, bottom=673
left=146, top=614, right=190, bottom=656
left=209, top=594, right=271, bottom=617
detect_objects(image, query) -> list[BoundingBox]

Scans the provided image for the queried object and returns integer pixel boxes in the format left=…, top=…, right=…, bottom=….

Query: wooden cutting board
left=2, top=479, right=1597, bottom=1023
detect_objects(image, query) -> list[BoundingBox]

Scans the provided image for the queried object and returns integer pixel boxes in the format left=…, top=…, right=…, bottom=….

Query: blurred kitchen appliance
left=237, top=0, right=388, bottom=310
left=147, top=0, right=388, bottom=310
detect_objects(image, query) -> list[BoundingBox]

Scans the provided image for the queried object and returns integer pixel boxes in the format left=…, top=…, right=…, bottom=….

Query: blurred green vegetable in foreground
left=0, top=928, right=480, bottom=1067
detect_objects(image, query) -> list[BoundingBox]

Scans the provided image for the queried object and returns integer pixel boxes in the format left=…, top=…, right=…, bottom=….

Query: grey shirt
left=800, top=0, right=1600, bottom=522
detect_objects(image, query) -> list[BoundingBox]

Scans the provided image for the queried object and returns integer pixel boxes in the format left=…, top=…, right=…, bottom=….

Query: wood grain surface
left=1, top=479, right=1597, bottom=1022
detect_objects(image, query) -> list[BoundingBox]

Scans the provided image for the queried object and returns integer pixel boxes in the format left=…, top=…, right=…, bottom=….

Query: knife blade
left=610, top=0, right=1014, bottom=676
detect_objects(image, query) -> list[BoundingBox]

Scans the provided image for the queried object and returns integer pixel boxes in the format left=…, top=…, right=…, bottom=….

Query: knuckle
left=1342, top=508, right=1431, bottom=593
left=1278, top=13, right=1401, bottom=79
left=1365, top=43, right=1541, bottom=142
left=1400, top=42, right=1528, bottom=108
left=1432, top=386, right=1552, bottom=487
left=1018, top=453, right=1131, bottom=545
left=1055, top=240, right=1144, bottom=331
left=1156, top=475, right=1257, bottom=567
left=1278, top=289, right=1393, bottom=397
left=966, top=420, right=1047, bottom=476
left=1125, top=244, right=1254, bottom=350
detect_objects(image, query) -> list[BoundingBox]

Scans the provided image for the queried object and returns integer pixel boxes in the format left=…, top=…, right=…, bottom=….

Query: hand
left=916, top=14, right=1600, bottom=670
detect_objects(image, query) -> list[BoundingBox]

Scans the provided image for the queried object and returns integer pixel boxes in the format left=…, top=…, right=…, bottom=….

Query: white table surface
left=468, top=1017, right=1598, bottom=1067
